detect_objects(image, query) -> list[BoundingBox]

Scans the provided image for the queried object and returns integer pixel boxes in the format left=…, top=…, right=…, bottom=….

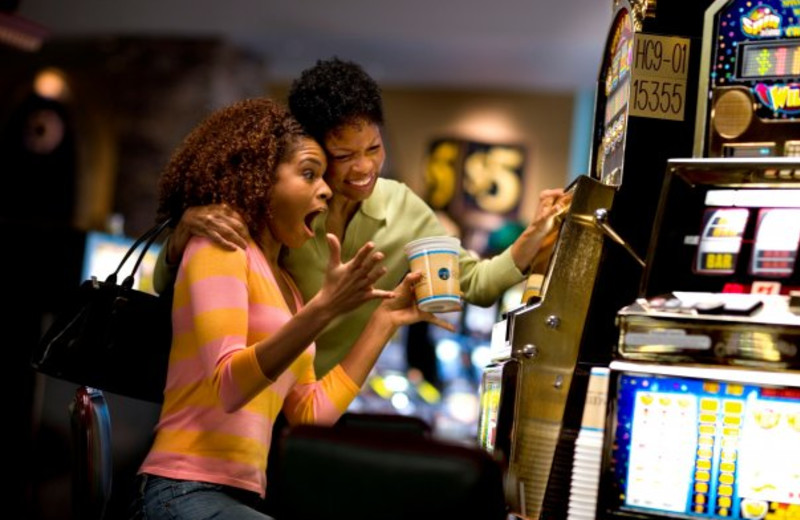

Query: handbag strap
left=106, top=219, right=173, bottom=289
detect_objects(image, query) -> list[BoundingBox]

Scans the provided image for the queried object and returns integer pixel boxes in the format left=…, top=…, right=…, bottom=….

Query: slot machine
left=598, top=158, right=800, bottom=520
left=695, top=0, right=800, bottom=158
left=476, top=1, right=712, bottom=518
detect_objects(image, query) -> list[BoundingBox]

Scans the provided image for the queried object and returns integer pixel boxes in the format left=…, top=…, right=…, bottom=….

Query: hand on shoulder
left=169, top=204, right=250, bottom=263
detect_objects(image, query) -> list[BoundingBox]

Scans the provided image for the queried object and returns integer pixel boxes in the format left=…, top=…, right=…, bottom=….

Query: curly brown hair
left=157, top=98, right=309, bottom=239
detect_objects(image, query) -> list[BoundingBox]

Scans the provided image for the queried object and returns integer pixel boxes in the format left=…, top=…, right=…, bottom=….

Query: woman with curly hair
left=155, top=57, right=569, bottom=378
left=132, top=97, right=452, bottom=519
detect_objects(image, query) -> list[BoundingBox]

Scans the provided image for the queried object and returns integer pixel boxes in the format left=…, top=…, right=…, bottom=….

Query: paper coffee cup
left=404, top=236, right=462, bottom=313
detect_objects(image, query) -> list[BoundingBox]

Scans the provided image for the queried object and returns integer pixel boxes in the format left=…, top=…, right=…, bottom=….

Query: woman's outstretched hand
left=337, top=270, right=456, bottom=387
left=313, top=234, right=394, bottom=318
left=378, top=272, right=457, bottom=332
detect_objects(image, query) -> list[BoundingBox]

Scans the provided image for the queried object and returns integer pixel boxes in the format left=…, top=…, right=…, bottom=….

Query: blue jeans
left=130, top=474, right=275, bottom=520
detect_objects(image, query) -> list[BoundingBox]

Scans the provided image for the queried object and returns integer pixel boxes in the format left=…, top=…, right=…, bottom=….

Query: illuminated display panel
left=694, top=208, right=749, bottom=275
left=82, top=231, right=161, bottom=295
left=609, top=372, right=800, bottom=519
left=750, top=208, right=800, bottom=277
left=477, top=364, right=503, bottom=453
left=711, top=0, right=800, bottom=121
left=595, top=9, right=633, bottom=185
left=740, top=42, right=800, bottom=79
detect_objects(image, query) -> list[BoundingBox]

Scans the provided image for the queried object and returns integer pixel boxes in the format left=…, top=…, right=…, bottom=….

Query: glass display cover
left=750, top=208, right=800, bottom=277
left=694, top=208, right=750, bottom=275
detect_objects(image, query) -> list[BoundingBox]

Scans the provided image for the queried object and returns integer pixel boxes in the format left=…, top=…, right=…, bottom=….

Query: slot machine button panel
left=785, top=141, right=800, bottom=157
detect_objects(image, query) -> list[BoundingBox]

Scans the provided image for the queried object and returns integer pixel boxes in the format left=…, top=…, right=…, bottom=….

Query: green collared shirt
left=155, top=178, right=524, bottom=377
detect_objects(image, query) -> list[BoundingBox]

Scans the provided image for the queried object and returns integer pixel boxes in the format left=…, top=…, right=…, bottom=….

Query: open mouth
left=303, top=207, right=326, bottom=234
left=348, top=175, right=374, bottom=187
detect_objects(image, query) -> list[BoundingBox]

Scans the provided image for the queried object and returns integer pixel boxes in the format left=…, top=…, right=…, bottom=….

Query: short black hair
left=288, top=57, right=384, bottom=143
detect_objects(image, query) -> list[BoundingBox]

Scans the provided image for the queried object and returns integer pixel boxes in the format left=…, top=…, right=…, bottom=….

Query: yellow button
left=724, top=400, right=743, bottom=413
left=725, top=385, right=743, bottom=396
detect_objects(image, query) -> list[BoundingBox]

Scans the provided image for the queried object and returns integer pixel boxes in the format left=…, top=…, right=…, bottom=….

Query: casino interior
left=4, top=0, right=800, bottom=519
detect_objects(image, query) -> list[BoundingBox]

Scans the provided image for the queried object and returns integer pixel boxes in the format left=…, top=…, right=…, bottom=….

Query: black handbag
left=32, top=219, right=174, bottom=403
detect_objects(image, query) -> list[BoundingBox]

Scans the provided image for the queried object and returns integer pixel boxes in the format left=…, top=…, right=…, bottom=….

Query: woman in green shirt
left=155, top=57, right=568, bottom=377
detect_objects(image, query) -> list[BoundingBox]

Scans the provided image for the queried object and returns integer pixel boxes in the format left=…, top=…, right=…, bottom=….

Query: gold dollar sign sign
left=463, top=145, right=522, bottom=214
left=425, top=141, right=459, bottom=209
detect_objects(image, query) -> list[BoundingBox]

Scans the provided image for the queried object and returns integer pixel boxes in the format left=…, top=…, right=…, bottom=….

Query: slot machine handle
left=593, top=209, right=646, bottom=268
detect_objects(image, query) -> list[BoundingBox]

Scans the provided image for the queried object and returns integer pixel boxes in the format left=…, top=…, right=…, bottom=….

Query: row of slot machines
left=477, top=1, right=800, bottom=519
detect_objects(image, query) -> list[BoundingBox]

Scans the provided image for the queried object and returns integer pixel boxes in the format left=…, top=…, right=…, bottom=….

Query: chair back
left=70, top=386, right=113, bottom=520
left=272, top=415, right=507, bottom=520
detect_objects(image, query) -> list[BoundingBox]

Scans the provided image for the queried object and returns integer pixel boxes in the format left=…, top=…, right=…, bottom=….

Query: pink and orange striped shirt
left=139, top=237, right=360, bottom=497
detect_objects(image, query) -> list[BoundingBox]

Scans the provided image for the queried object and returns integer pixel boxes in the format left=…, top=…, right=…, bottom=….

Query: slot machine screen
left=603, top=367, right=800, bottom=519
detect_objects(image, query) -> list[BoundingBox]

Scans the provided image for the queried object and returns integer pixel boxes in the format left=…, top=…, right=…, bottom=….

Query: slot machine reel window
left=694, top=208, right=749, bottom=275
left=750, top=208, right=800, bottom=277
left=690, top=189, right=800, bottom=285
left=596, top=9, right=633, bottom=186
left=605, top=370, right=800, bottom=519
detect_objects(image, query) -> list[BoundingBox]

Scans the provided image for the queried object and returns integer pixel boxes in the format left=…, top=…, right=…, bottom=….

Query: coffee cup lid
left=404, top=236, right=460, bottom=257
